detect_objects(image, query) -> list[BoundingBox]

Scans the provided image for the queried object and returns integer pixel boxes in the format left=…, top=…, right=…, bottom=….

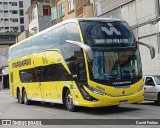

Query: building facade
left=0, top=0, right=31, bottom=89
left=96, top=0, right=160, bottom=75
left=50, top=0, right=94, bottom=25
left=0, top=0, right=31, bottom=33
left=26, top=0, right=52, bottom=36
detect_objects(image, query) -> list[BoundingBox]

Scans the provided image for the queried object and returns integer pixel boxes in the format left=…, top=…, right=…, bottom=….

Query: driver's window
left=145, top=77, right=154, bottom=86
left=65, top=43, right=87, bottom=82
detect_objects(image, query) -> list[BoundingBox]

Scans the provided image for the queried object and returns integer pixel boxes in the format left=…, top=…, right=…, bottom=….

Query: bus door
left=65, top=43, right=87, bottom=93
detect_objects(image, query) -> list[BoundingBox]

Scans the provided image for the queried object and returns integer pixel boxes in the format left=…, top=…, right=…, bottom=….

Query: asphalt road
left=0, top=89, right=160, bottom=128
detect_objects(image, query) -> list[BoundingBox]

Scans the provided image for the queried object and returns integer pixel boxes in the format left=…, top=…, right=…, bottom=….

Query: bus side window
left=77, top=59, right=87, bottom=81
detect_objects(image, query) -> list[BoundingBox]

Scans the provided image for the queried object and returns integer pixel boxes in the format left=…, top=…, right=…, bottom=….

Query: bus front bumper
left=76, top=89, right=144, bottom=107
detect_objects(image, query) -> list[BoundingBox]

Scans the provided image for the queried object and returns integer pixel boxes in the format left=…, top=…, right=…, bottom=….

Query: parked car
left=143, top=76, right=160, bottom=105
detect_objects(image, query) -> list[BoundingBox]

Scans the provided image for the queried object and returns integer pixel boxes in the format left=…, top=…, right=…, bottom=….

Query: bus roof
left=10, top=18, right=125, bottom=49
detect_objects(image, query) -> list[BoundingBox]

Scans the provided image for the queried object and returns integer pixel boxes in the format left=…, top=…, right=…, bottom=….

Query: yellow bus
left=9, top=18, right=155, bottom=111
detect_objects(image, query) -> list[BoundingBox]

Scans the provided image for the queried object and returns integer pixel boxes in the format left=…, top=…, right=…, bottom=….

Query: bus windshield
left=88, top=49, right=142, bottom=86
left=80, top=21, right=135, bottom=47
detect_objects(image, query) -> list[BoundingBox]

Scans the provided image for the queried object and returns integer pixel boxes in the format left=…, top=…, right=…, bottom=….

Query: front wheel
left=65, top=89, right=76, bottom=112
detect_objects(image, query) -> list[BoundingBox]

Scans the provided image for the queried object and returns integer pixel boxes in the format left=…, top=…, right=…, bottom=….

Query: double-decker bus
left=9, top=18, right=155, bottom=111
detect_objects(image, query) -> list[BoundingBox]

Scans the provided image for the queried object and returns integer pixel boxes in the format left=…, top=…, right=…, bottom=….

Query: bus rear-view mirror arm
left=66, top=40, right=93, bottom=61
left=137, top=41, right=155, bottom=59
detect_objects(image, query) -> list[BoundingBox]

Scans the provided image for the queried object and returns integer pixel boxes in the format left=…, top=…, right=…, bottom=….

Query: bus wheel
left=65, top=89, right=76, bottom=112
left=23, top=89, right=30, bottom=105
left=18, top=90, right=23, bottom=104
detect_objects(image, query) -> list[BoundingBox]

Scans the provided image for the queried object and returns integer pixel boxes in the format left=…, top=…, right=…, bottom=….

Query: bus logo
left=12, top=59, right=31, bottom=69
left=101, top=23, right=121, bottom=35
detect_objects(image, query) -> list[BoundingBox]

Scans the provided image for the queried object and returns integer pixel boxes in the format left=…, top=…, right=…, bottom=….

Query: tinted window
left=9, top=22, right=80, bottom=60
left=65, top=43, right=87, bottom=81
left=19, top=69, right=36, bottom=83
left=80, top=21, right=135, bottom=47
left=19, top=64, right=72, bottom=83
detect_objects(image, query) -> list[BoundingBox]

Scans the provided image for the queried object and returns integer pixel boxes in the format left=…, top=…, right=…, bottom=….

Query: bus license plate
left=119, top=100, right=128, bottom=105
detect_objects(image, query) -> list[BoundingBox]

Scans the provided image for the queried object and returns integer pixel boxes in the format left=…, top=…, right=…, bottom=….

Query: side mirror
left=137, top=41, right=155, bottom=59
left=66, top=40, right=93, bottom=61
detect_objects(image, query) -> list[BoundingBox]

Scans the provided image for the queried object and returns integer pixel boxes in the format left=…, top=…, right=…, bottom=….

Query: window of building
left=3, top=2, right=8, bottom=5
left=59, top=3, right=64, bottom=17
left=0, top=35, right=9, bottom=41
left=4, top=19, right=9, bottom=25
left=20, top=26, right=25, bottom=32
left=10, top=35, right=16, bottom=41
left=13, top=27, right=19, bottom=31
left=19, top=9, right=24, bottom=16
left=4, top=11, right=8, bottom=17
left=19, top=1, right=23, bottom=8
left=12, top=18, right=18, bottom=22
left=5, top=27, right=9, bottom=29
left=51, top=6, right=57, bottom=20
left=20, top=17, right=24, bottom=24
left=12, top=10, right=18, bottom=14
left=43, top=5, right=51, bottom=16
left=3, top=2, right=8, bottom=9
left=68, top=0, right=74, bottom=12
left=12, top=2, right=17, bottom=6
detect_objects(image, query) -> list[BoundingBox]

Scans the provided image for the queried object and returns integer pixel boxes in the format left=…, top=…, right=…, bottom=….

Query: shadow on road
left=138, top=101, right=159, bottom=106
left=23, top=101, right=143, bottom=115
left=78, top=106, right=143, bottom=115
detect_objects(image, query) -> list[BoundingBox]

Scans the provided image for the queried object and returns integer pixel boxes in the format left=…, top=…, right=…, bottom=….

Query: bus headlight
left=88, top=86, right=106, bottom=96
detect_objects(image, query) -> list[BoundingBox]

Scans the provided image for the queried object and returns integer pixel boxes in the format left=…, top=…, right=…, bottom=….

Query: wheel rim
left=66, top=93, right=74, bottom=110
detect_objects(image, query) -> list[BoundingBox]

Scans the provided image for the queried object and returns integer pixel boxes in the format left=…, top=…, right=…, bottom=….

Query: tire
left=18, top=90, right=23, bottom=104
left=155, top=93, right=160, bottom=106
left=65, top=89, right=76, bottom=112
left=23, top=89, right=30, bottom=105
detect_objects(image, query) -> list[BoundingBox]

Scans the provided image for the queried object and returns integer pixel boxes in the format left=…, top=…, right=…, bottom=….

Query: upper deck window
left=80, top=21, right=135, bottom=48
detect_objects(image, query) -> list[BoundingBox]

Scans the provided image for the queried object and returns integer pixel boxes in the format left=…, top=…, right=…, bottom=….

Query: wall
left=17, top=30, right=29, bottom=42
